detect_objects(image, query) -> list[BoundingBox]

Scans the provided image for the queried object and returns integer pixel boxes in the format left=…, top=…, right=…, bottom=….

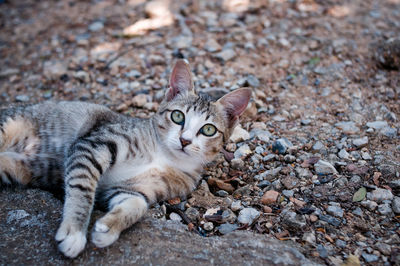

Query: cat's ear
left=217, top=88, right=251, bottom=127
left=166, top=59, right=194, bottom=101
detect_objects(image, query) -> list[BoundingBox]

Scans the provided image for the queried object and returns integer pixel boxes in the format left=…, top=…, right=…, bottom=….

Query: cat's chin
left=179, top=148, right=188, bottom=155
left=172, top=148, right=201, bottom=161
left=175, top=148, right=190, bottom=156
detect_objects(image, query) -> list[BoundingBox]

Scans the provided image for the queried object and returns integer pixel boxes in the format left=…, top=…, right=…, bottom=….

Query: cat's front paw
left=55, top=225, right=87, bottom=258
left=91, top=221, right=119, bottom=248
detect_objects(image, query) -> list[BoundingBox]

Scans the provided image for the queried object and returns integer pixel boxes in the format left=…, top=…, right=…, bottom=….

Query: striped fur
left=0, top=60, right=251, bottom=258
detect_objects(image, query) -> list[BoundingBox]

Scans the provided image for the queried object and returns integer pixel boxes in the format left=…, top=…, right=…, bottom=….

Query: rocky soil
left=1, top=0, right=400, bottom=265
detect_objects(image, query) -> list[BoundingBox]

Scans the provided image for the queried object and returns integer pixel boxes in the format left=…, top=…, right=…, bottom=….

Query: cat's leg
left=91, top=190, right=149, bottom=248
left=91, top=168, right=195, bottom=248
left=56, top=140, right=114, bottom=258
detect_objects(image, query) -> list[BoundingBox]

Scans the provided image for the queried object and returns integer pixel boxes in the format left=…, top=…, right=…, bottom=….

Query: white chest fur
left=99, top=149, right=199, bottom=187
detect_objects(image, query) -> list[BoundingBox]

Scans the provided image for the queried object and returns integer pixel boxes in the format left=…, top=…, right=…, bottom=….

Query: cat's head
left=154, top=60, right=251, bottom=165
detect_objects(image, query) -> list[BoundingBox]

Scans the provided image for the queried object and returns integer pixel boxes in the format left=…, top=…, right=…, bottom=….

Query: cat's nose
left=179, top=137, right=192, bottom=148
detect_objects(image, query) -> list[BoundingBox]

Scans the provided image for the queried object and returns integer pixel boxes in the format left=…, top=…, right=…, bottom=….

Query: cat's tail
left=0, top=116, right=39, bottom=186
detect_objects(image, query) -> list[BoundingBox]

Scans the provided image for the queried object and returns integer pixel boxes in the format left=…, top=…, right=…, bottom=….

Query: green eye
left=200, top=124, right=217, bottom=137
left=171, top=110, right=185, bottom=125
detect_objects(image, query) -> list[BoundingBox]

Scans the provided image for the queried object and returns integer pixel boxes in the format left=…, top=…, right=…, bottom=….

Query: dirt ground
left=0, top=0, right=399, bottom=265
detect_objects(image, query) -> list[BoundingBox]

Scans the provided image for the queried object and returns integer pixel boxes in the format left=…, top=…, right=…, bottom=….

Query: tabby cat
left=0, top=60, right=251, bottom=258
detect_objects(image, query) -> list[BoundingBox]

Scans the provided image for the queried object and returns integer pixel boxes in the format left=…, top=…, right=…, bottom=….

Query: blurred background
left=1, top=0, right=399, bottom=118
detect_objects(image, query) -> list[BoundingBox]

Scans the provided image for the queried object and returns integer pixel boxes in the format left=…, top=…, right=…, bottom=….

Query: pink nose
left=179, top=137, right=191, bottom=147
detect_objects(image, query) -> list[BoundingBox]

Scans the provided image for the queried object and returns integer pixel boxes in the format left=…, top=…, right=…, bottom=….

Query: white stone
left=360, top=200, right=378, bottom=211
left=366, top=121, right=388, bottom=130
left=367, top=188, right=394, bottom=203
left=238, top=208, right=260, bottom=224
left=338, top=149, right=350, bottom=159
left=392, top=197, right=400, bottom=214
left=74, top=71, right=90, bottom=83
left=314, top=160, right=338, bottom=175
left=43, top=61, right=67, bottom=80
left=326, top=205, right=344, bottom=218
left=214, top=49, right=236, bottom=61
left=229, top=126, right=250, bottom=142
left=302, top=232, right=316, bottom=245
left=131, top=94, right=148, bottom=107
left=234, top=144, right=252, bottom=159
left=203, top=222, right=214, bottom=231
left=353, top=137, right=368, bottom=148
left=169, top=212, right=182, bottom=222
left=231, top=201, right=242, bottom=212
left=89, top=21, right=104, bottom=32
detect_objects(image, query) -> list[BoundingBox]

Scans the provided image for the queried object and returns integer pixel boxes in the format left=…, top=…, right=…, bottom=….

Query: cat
left=0, top=59, right=251, bottom=258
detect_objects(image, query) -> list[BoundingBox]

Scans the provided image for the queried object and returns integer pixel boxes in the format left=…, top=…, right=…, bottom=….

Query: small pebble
left=366, top=121, right=388, bottom=130
left=335, top=121, right=360, bottom=134
left=335, top=239, right=347, bottom=248
left=261, top=190, right=279, bottom=205
left=314, top=160, right=338, bottom=175
left=281, top=210, right=307, bottom=230
left=231, top=201, right=242, bottom=212
left=237, top=208, right=260, bottom=224
left=360, top=200, right=378, bottom=211
left=233, top=144, right=252, bottom=159
left=367, top=188, right=393, bottom=203
left=214, top=49, right=236, bottom=62
left=246, top=75, right=260, bottom=88
left=215, top=190, right=229, bottom=197
left=302, top=232, right=316, bottom=245
left=271, top=138, right=293, bottom=154
left=218, top=223, right=239, bottom=235
left=282, top=190, right=294, bottom=198
left=222, top=209, right=237, bottom=223
left=203, top=222, right=214, bottom=231
left=326, top=205, right=344, bottom=218
left=169, top=212, right=182, bottom=222
left=392, top=197, right=400, bottom=214
left=312, top=141, right=325, bottom=151
left=263, top=154, right=277, bottom=162
left=352, top=136, right=368, bottom=148
left=380, top=126, right=397, bottom=138
left=15, top=95, right=29, bottom=102
left=89, top=21, right=104, bottom=32
left=229, top=126, right=250, bottom=142
left=257, top=180, right=271, bottom=189
left=352, top=207, right=363, bottom=217
left=338, top=149, right=350, bottom=159
left=263, top=206, right=272, bottom=213
left=301, top=119, right=311, bottom=126
left=378, top=203, right=392, bottom=215
left=361, top=253, right=379, bottom=263
left=185, top=207, right=200, bottom=221
left=316, top=244, right=328, bottom=258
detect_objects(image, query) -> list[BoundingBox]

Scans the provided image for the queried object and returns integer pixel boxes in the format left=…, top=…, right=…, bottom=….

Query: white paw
left=56, top=226, right=87, bottom=258
left=94, top=222, right=109, bottom=233
left=91, top=222, right=119, bottom=248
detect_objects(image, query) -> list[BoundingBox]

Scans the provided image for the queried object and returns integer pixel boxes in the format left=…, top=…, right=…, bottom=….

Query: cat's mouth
left=179, top=147, right=188, bottom=155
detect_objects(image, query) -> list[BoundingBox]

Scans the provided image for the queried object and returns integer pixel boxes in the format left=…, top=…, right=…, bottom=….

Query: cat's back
left=0, top=101, right=127, bottom=165
left=2, top=101, right=123, bottom=137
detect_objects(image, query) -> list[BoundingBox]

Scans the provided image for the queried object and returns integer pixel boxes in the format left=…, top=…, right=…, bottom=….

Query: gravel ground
left=0, top=188, right=320, bottom=266
left=1, top=0, right=400, bottom=265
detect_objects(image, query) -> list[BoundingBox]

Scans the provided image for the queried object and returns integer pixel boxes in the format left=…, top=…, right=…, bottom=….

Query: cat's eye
left=200, top=124, right=217, bottom=137
left=171, top=110, right=185, bottom=125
